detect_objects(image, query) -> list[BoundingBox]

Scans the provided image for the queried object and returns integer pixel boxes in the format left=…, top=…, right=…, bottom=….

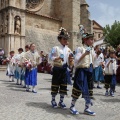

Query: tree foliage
left=103, top=20, right=120, bottom=48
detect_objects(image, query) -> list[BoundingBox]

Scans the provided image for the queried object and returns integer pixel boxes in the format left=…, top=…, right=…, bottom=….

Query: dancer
left=24, top=43, right=40, bottom=93
left=14, top=48, right=24, bottom=85
left=50, top=27, right=71, bottom=109
left=5, top=51, right=15, bottom=82
left=104, top=50, right=119, bottom=97
left=93, top=45, right=104, bottom=88
left=20, top=45, right=30, bottom=88
left=70, top=33, right=96, bottom=116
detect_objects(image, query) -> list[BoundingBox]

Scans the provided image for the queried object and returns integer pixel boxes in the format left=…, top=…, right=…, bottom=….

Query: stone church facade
left=0, top=0, right=92, bottom=55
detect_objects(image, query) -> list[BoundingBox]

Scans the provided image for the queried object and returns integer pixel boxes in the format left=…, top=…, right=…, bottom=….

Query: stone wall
left=0, top=0, right=91, bottom=55
left=60, top=0, right=82, bottom=50
left=25, top=27, right=60, bottom=54
left=26, top=0, right=82, bottom=51
left=80, top=4, right=93, bottom=33
left=36, top=0, right=55, bottom=18
left=26, top=12, right=62, bottom=32
left=25, top=12, right=62, bottom=53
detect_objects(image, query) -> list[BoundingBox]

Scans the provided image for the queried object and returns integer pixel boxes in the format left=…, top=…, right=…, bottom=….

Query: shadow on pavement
left=94, top=93, right=105, bottom=97
left=0, top=79, right=10, bottom=82
left=38, top=88, right=51, bottom=90
left=8, top=88, right=26, bottom=92
left=101, top=98, right=120, bottom=103
left=0, top=80, right=24, bottom=88
left=0, top=80, right=17, bottom=85
left=6, top=84, right=24, bottom=88
left=26, top=102, right=84, bottom=119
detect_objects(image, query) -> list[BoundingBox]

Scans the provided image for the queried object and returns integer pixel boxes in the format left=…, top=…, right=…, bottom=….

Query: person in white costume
left=14, top=48, right=24, bottom=85
left=93, top=45, right=104, bottom=89
left=104, top=51, right=120, bottom=97
left=5, top=51, right=15, bottom=82
left=50, top=27, right=72, bottom=109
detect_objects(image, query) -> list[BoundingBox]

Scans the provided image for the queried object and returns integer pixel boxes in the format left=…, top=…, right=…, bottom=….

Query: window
left=98, top=34, right=100, bottom=38
left=26, top=0, right=44, bottom=12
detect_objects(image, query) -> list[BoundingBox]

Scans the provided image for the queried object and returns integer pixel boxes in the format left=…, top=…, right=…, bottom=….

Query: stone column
left=11, top=10, right=15, bottom=34
left=90, top=20, right=93, bottom=33
left=61, top=0, right=81, bottom=50
left=1, top=37, right=5, bottom=52
left=0, top=13, right=2, bottom=26
left=0, top=0, right=3, bottom=9
left=9, top=0, right=15, bottom=7
left=20, top=0, right=26, bottom=9
left=0, top=0, right=1, bottom=10
left=14, top=35, right=20, bottom=53
left=5, top=0, right=9, bottom=7
left=80, top=3, right=93, bottom=33
left=20, top=36, right=25, bottom=50
left=21, top=14, right=25, bottom=36
left=8, top=35, right=11, bottom=55
left=10, top=35, right=15, bottom=51
left=20, top=13, right=25, bottom=49
left=8, top=10, right=12, bottom=34
left=4, top=35, right=10, bottom=56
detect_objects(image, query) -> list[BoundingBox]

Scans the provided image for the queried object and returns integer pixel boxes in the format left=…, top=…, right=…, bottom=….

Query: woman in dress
left=24, top=43, right=40, bottom=93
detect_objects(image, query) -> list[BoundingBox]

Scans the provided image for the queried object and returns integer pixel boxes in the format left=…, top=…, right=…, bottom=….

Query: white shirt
left=93, top=53, right=104, bottom=68
left=74, top=45, right=95, bottom=68
left=50, top=45, right=71, bottom=65
left=13, top=54, right=21, bottom=64
left=74, top=45, right=94, bottom=67
left=105, top=58, right=118, bottom=75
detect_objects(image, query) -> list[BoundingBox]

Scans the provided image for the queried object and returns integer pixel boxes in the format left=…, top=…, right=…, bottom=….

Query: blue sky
left=86, top=0, right=120, bottom=27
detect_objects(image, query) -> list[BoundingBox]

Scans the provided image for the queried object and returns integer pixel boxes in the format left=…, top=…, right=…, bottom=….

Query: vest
left=105, top=58, right=117, bottom=75
left=76, top=46, right=91, bottom=68
left=53, top=46, right=71, bottom=67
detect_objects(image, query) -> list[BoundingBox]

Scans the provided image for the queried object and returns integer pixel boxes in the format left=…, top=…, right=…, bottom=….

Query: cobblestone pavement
left=0, top=71, right=120, bottom=120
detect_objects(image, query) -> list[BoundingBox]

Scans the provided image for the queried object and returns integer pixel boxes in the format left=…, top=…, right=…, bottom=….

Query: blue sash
left=76, top=64, right=93, bottom=103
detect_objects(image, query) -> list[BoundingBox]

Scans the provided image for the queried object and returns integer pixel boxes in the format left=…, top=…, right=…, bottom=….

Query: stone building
left=80, top=0, right=93, bottom=33
left=93, top=20, right=103, bottom=41
left=93, top=20, right=106, bottom=48
left=0, top=0, right=92, bottom=55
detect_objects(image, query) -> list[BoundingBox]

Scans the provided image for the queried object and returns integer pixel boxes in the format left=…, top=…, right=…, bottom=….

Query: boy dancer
left=70, top=33, right=96, bottom=115
left=105, top=51, right=119, bottom=97
left=50, top=27, right=71, bottom=109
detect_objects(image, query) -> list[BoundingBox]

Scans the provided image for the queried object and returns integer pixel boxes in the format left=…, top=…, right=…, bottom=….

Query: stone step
left=0, top=65, right=7, bottom=71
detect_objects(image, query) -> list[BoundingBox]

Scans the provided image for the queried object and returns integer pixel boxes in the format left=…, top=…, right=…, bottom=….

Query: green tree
left=103, top=20, right=120, bottom=48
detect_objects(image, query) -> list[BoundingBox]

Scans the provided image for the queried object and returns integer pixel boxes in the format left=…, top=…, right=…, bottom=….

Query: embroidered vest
left=76, top=47, right=91, bottom=68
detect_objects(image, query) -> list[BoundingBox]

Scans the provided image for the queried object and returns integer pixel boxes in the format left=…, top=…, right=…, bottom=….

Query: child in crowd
left=5, top=51, right=15, bottom=82
left=104, top=51, right=119, bottom=97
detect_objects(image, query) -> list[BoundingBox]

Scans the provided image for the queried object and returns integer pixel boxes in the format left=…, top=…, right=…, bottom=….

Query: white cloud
left=96, top=2, right=120, bottom=27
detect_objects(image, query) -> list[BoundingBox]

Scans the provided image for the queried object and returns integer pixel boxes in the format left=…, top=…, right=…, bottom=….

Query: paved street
left=0, top=71, right=120, bottom=120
